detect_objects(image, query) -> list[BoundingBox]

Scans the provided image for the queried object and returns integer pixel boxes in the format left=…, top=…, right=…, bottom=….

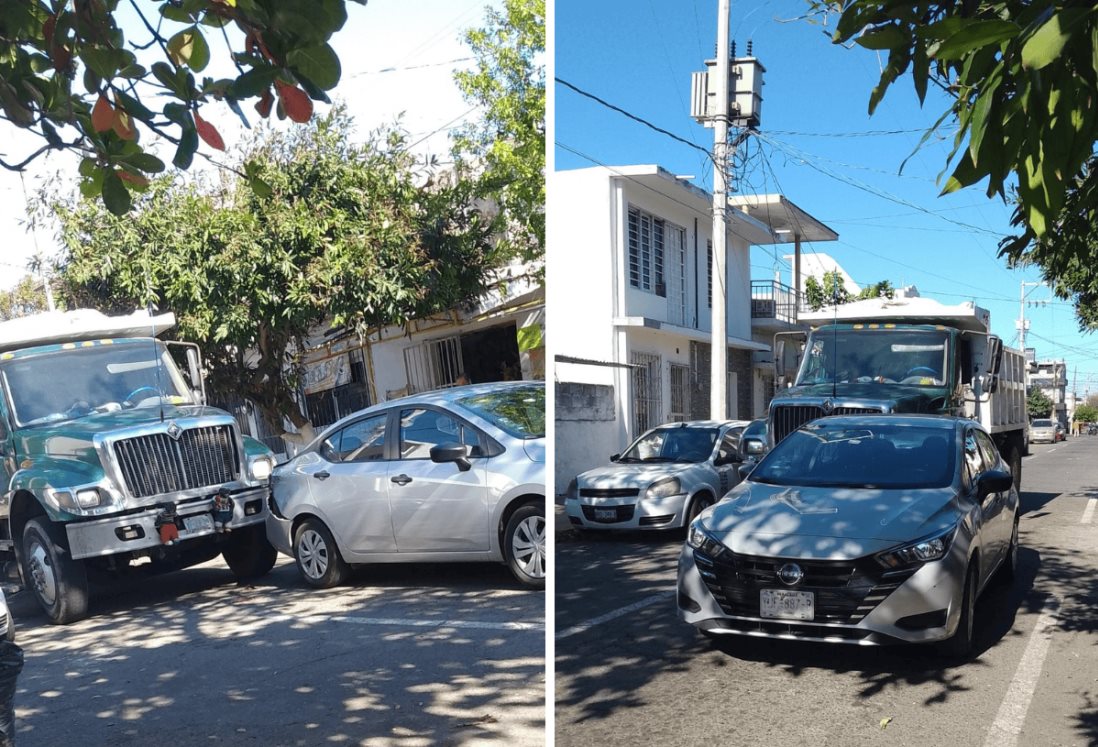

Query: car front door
left=964, top=428, right=1004, bottom=584
left=388, top=406, right=490, bottom=553
left=301, top=412, right=398, bottom=553
left=712, top=429, right=742, bottom=495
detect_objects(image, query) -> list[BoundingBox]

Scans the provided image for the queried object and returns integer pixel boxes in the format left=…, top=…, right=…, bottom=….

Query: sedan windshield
left=619, top=427, right=719, bottom=463
left=1031, top=419, right=1053, bottom=428
left=750, top=422, right=956, bottom=489
left=0, top=340, right=194, bottom=427
left=458, top=384, right=544, bottom=439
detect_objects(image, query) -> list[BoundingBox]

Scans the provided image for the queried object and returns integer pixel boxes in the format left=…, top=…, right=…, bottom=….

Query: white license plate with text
left=760, top=589, right=814, bottom=621
left=181, top=513, right=215, bottom=536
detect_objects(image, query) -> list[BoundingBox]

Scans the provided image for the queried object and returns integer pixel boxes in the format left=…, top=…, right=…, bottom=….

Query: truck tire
left=1007, top=440, right=1022, bottom=493
left=22, top=518, right=89, bottom=625
left=222, top=524, right=278, bottom=580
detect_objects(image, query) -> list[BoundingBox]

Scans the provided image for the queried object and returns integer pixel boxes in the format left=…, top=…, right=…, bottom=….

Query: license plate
left=594, top=508, right=618, bottom=521
left=181, top=513, right=214, bottom=536
left=760, top=589, right=814, bottom=621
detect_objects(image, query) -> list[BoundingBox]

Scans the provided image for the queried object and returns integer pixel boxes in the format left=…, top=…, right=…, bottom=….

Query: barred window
left=627, top=206, right=666, bottom=295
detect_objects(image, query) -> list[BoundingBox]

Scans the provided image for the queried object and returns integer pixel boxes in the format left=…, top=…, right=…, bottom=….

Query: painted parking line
left=300, top=614, right=543, bottom=632
left=983, top=596, right=1061, bottom=747
left=1082, top=498, right=1097, bottom=524
left=555, top=591, right=673, bottom=640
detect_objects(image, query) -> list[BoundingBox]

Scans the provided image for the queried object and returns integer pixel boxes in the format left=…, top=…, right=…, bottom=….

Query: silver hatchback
left=267, top=382, right=546, bottom=589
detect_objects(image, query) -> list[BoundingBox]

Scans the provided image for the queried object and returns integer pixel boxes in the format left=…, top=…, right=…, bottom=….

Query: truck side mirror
left=774, top=340, right=786, bottom=378
left=185, top=346, right=206, bottom=404
left=986, top=335, right=1003, bottom=376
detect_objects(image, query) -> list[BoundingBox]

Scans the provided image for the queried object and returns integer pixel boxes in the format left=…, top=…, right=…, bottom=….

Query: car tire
left=997, top=517, right=1019, bottom=584
left=4, top=611, right=12, bottom=644
left=293, top=518, right=348, bottom=589
left=504, top=503, right=545, bottom=589
left=222, top=524, right=278, bottom=580
left=938, top=563, right=978, bottom=658
left=22, top=517, right=89, bottom=625
left=685, top=493, right=715, bottom=527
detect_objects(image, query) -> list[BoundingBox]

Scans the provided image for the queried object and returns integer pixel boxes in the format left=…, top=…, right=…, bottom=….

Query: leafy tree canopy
left=56, top=109, right=499, bottom=432
left=1073, top=403, right=1098, bottom=424
left=810, top=1, right=1098, bottom=326
left=0, top=0, right=363, bottom=215
left=453, top=0, right=544, bottom=262
left=805, top=270, right=892, bottom=310
left=1027, top=387, right=1053, bottom=419
left=0, top=274, right=54, bottom=321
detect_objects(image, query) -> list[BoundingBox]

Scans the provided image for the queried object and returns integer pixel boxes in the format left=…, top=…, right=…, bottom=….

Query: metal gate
left=631, top=352, right=662, bottom=436
left=403, top=335, right=464, bottom=394
left=669, top=364, right=690, bottom=422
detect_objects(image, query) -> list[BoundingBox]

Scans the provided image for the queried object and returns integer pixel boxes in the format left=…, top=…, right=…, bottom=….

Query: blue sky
left=553, top=0, right=1098, bottom=396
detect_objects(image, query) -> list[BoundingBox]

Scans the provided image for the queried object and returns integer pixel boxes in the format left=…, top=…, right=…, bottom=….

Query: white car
left=564, top=420, right=751, bottom=531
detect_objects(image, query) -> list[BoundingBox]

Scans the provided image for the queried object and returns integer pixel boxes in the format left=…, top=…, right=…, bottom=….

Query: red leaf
left=51, top=45, right=71, bottom=73
left=194, top=109, right=225, bottom=150
left=118, top=170, right=149, bottom=188
left=275, top=81, right=312, bottom=123
left=43, top=15, right=56, bottom=47
left=254, top=89, right=273, bottom=118
left=112, top=110, right=135, bottom=140
left=91, top=95, right=114, bottom=132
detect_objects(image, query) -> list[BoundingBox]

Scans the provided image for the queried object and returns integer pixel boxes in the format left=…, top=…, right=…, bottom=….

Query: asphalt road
left=555, top=437, right=1098, bottom=746
left=7, top=555, right=545, bottom=746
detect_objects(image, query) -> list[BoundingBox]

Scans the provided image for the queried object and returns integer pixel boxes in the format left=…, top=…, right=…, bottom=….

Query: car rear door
left=303, top=412, right=398, bottom=553
left=388, top=405, right=490, bottom=553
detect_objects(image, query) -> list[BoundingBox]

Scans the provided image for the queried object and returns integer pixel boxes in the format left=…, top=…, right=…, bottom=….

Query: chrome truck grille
left=771, top=405, right=883, bottom=445
left=113, top=425, right=240, bottom=498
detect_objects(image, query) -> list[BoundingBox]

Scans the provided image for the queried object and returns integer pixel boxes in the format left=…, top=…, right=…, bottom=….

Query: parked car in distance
left=1030, top=418, right=1058, bottom=444
left=267, top=382, right=545, bottom=589
left=564, top=420, right=752, bottom=531
left=678, top=415, right=1019, bottom=655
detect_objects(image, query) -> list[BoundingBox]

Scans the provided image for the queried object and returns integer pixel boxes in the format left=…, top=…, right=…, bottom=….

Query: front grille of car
left=771, top=404, right=883, bottom=445
left=694, top=548, right=915, bottom=624
left=581, top=504, right=636, bottom=523
left=113, top=425, right=240, bottom=498
left=580, top=487, right=640, bottom=498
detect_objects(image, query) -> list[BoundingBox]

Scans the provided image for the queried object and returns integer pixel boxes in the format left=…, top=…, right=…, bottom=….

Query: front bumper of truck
left=65, top=487, right=269, bottom=560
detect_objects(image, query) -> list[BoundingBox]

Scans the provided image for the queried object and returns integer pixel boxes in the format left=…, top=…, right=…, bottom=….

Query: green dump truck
left=0, top=309, right=277, bottom=623
left=770, top=296, right=1028, bottom=489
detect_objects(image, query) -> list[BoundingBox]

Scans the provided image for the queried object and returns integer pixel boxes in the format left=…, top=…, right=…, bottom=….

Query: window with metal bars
left=627, top=206, right=666, bottom=295
left=707, top=239, right=713, bottom=308
left=631, top=352, right=663, bottom=435
left=669, top=364, right=690, bottom=422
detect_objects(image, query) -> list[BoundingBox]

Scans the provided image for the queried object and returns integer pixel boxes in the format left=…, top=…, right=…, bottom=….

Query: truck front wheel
left=22, top=518, right=89, bottom=625
left=222, top=524, right=278, bottom=580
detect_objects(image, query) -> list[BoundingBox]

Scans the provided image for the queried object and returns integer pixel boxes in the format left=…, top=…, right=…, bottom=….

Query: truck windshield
left=796, top=329, right=949, bottom=387
left=0, top=340, right=195, bottom=427
left=619, top=426, right=719, bottom=463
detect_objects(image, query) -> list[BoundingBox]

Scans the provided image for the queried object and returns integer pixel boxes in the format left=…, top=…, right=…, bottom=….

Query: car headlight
left=686, top=521, right=728, bottom=558
left=249, top=455, right=274, bottom=481
left=645, top=477, right=682, bottom=500
left=876, top=524, right=958, bottom=569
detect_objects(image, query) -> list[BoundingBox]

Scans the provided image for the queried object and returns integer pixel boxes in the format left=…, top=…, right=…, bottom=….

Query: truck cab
left=0, top=310, right=277, bottom=624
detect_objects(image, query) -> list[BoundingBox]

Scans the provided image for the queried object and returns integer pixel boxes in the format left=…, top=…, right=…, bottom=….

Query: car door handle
left=391, top=474, right=413, bottom=486
left=313, top=471, right=330, bottom=481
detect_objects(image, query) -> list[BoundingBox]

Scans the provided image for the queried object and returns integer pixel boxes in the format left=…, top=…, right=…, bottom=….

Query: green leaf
left=82, top=47, right=124, bottom=79
left=78, top=157, right=98, bottom=178
left=855, top=25, right=905, bottom=51
left=287, top=44, right=341, bottom=90
left=1022, top=9, right=1092, bottom=70
left=248, top=174, right=273, bottom=198
left=114, top=90, right=155, bottom=121
left=173, top=126, right=198, bottom=169
left=102, top=171, right=132, bottom=215
left=167, top=27, right=210, bottom=72
left=230, top=65, right=279, bottom=98
left=122, top=152, right=166, bottom=173
left=160, top=4, right=196, bottom=23
left=935, top=20, right=1019, bottom=61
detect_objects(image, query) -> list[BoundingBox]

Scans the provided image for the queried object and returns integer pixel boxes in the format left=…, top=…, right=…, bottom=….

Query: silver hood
left=579, top=462, right=691, bottom=488
left=702, top=481, right=960, bottom=559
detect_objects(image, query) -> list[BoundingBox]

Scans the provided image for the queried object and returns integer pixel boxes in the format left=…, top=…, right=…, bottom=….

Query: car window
left=975, top=431, right=1000, bottom=472
left=717, top=431, right=741, bottom=462
left=340, top=414, right=389, bottom=463
left=962, top=430, right=985, bottom=486
left=399, top=408, right=479, bottom=460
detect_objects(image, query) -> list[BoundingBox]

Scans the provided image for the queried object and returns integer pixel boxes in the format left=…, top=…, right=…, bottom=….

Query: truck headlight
left=75, top=489, right=103, bottom=509
left=249, top=455, right=274, bottom=481
left=876, top=525, right=958, bottom=569
left=645, top=477, right=682, bottom=500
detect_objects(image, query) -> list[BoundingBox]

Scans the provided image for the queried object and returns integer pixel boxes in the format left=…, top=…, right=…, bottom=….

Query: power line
left=556, top=78, right=714, bottom=158
left=350, top=57, right=475, bottom=77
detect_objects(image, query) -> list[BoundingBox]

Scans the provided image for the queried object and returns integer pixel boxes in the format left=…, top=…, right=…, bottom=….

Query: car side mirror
left=742, top=438, right=765, bottom=456
left=977, top=468, right=1013, bottom=495
left=430, top=443, right=472, bottom=472
left=609, top=453, right=620, bottom=462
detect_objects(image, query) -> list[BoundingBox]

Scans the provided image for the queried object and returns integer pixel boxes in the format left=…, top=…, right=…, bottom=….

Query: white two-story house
left=550, top=164, right=835, bottom=489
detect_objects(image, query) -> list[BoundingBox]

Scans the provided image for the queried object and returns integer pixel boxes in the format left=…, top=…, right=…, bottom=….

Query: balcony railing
left=751, top=280, right=803, bottom=325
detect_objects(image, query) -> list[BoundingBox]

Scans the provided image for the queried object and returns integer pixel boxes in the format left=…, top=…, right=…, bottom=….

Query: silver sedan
left=678, top=415, right=1019, bottom=656
left=267, top=382, right=546, bottom=589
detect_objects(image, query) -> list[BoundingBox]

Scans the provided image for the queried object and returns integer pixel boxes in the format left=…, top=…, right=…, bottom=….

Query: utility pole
left=709, top=0, right=731, bottom=420
left=1017, top=279, right=1048, bottom=355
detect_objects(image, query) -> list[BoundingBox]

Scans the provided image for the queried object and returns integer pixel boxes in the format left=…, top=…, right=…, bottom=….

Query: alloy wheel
left=27, top=538, right=56, bottom=607
left=511, top=515, right=545, bottom=579
left=297, top=529, right=330, bottom=580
